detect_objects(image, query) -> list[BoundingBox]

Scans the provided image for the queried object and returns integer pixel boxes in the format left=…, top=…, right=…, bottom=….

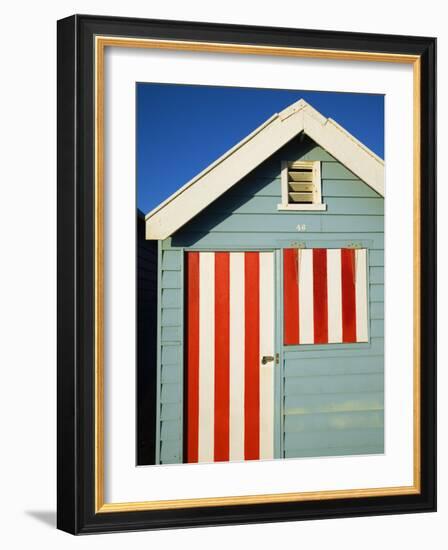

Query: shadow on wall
left=137, top=210, right=158, bottom=465
left=172, top=135, right=316, bottom=248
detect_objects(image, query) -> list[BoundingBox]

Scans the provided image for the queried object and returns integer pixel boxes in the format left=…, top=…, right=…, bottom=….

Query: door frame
left=274, top=248, right=283, bottom=459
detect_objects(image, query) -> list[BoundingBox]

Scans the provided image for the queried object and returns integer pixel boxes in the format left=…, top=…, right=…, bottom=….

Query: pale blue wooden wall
left=156, top=135, right=384, bottom=464
left=156, top=245, right=184, bottom=464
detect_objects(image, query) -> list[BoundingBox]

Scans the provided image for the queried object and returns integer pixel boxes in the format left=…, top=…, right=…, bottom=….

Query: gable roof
left=145, top=99, right=384, bottom=240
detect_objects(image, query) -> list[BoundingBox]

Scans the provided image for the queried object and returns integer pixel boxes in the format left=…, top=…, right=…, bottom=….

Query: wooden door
left=281, top=247, right=380, bottom=460
left=185, top=251, right=275, bottom=464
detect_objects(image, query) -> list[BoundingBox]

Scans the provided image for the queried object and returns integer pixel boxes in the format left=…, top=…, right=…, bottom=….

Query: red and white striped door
left=283, top=248, right=369, bottom=345
left=186, top=251, right=275, bottom=464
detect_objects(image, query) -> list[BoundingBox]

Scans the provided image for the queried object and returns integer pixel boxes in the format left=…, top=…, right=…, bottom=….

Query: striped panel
left=186, top=253, right=199, bottom=463
left=283, top=248, right=368, bottom=345
left=186, top=251, right=275, bottom=463
left=259, top=252, right=275, bottom=460
left=198, top=253, right=215, bottom=462
left=214, top=252, right=230, bottom=461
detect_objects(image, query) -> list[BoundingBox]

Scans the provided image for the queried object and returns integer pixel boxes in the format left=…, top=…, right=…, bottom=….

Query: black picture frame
left=57, top=14, right=436, bottom=534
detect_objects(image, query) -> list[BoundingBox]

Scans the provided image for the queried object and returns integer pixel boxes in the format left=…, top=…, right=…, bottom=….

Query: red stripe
left=186, top=252, right=200, bottom=463
left=341, top=248, right=357, bottom=343
left=313, top=249, right=328, bottom=344
left=244, top=252, right=260, bottom=460
left=214, top=252, right=230, bottom=462
left=283, top=248, right=299, bottom=345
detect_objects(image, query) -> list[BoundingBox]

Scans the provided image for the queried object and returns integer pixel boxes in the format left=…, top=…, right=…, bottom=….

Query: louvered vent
left=278, top=159, right=325, bottom=211
left=287, top=161, right=315, bottom=204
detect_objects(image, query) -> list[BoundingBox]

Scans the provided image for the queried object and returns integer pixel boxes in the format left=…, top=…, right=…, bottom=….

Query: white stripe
left=355, top=249, right=369, bottom=342
left=198, top=252, right=215, bottom=462
left=229, top=253, right=245, bottom=461
left=298, top=249, right=314, bottom=344
left=259, top=252, right=275, bottom=460
left=327, top=249, right=343, bottom=343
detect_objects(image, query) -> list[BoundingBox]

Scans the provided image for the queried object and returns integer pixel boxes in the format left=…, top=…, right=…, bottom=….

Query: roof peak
left=145, top=98, right=384, bottom=239
left=278, top=98, right=326, bottom=123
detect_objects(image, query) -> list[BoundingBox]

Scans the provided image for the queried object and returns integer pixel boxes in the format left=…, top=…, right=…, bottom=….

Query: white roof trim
left=145, top=99, right=384, bottom=240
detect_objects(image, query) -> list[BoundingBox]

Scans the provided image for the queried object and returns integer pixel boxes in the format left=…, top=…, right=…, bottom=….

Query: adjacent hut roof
left=145, top=99, right=384, bottom=240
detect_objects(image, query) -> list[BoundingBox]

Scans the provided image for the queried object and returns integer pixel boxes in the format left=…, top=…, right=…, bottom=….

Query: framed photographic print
left=57, top=14, right=436, bottom=534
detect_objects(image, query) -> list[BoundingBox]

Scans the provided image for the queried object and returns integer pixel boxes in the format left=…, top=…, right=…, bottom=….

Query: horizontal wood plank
left=284, top=391, right=384, bottom=414
left=370, top=284, right=384, bottom=302
left=160, top=402, right=182, bottom=420
left=370, top=302, right=384, bottom=320
left=284, top=372, right=384, bottom=396
left=161, top=308, right=181, bottom=327
left=370, top=266, right=384, bottom=283
left=161, top=365, right=181, bottom=383
left=161, top=288, right=181, bottom=308
left=283, top=338, right=384, bottom=361
left=161, top=270, right=181, bottom=289
left=370, top=320, right=384, bottom=337
left=322, top=215, right=383, bottom=233
left=160, top=383, right=181, bottom=404
left=284, top=444, right=384, bottom=458
left=322, top=179, right=381, bottom=198
left=161, top=419, right=181, bottom=440
left=205, top=196, right=383, bottom=216
left=161, top=346, right=180, bottom=365
left=161, top=326, right=182, bottom=342
left=162, top=250, right=182, bottom=270
left=283, top=428, right=384, bottom=451
left=160, top=440, right=182, bottom=463
left=321, top=162, right=357, bottom=180
left=284, top=409, right=384, bottom=433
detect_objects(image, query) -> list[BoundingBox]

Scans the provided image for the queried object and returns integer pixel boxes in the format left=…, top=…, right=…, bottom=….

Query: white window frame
left=277, top=160, right=327, bottom=211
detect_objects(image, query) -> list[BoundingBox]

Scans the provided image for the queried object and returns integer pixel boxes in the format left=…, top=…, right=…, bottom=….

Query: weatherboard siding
left=156, top=137, right=384, bottom=463
left=157, top=244, right=184, bottom=464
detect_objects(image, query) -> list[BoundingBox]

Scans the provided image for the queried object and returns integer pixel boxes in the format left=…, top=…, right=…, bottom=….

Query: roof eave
left=145, top=99, right=384, bottom=240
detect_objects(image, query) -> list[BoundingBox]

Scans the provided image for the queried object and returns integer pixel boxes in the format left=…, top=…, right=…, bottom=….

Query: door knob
left=261, top=355, right=275, bottom=365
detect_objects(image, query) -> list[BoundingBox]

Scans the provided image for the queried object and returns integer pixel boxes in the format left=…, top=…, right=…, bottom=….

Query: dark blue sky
left=137, top=84, right=384, bottom=213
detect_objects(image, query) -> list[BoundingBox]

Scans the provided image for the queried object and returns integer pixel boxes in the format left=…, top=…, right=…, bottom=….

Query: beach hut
left=145, top=99, right=384, bottom=465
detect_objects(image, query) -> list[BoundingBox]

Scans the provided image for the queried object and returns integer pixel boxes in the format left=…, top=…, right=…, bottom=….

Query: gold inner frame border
left=94, top=35, right=421, bottom=513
